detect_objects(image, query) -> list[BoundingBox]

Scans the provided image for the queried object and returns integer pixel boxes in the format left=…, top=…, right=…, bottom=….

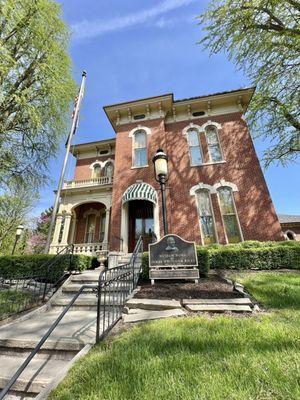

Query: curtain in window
left=197, top=190, right=216, bottom=244
left=188, top=129, right=203, bottom=165
left=218, top=187, right=241, bottom=243
left=133, top=130, right=147, bottom=167
left=99, top=212, right=106, bottom=242
left=205, top=126, right=222, bottom=162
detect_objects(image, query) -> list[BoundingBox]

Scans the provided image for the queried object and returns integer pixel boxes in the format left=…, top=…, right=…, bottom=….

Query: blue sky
left=35, top=0, right=299, bottom=216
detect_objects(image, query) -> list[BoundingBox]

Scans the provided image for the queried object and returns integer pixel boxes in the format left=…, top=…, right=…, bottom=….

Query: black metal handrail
left=0, top=237, right=143, bottom=399
left=0, top=244, right=74, bottom=321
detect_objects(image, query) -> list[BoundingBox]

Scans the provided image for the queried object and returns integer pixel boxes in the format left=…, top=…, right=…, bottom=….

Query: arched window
left=104, top=162, right=114, bottom=178
left=205, top=125, right=222, bottom=162
left=92, top=163, right=101, bottom=179
left=196, top=190, right=216, bottom=244
left=218, top=187, right=241, bottom=243
left=133, top=130, right=147, bottom=167
left=285, top=230, right=296, bottom=240
left=187, top=129, right=203, bottom=166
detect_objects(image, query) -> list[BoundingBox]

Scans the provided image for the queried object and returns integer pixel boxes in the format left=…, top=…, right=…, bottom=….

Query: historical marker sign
left=149, top=234, right=198, bottom=267
left=149, top=234, right=199, bottom=284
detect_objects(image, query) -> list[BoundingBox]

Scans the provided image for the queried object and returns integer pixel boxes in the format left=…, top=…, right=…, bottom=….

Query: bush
left=140, top=241, right=300, bottom=279
left=209, top=245, right=300, bottom=270
left=0, top=253, right=92, bottom=281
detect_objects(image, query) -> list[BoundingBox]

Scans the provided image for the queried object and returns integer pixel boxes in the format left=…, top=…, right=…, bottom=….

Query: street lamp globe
left=16, top=225, right=24, bottom=237
left=152, top=148, right=168, bottom=181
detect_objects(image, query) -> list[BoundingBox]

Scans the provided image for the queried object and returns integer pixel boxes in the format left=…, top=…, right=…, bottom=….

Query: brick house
left=49, top=87, right=284, bottom=256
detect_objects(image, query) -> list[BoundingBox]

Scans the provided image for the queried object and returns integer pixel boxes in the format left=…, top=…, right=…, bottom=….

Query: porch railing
left=63, top=176, right=113, bottom=189
left=50, top=242, right=108, bottom=256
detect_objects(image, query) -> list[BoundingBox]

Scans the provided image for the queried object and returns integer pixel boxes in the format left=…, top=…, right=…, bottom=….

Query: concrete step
left=51, top=294, right=126, bottom=309
left=62, top=283, right=131, bottom=294
left=126, top=298, right=182, bottom=311
left=123, top=308, right=187, bottom=323
left=182, top=298, right=253, bottom=305
left=0, top=346, right=77, bottom=361
left=0, top=355, right=69, bottom=394
left=185, top=304, right=253, bottom=313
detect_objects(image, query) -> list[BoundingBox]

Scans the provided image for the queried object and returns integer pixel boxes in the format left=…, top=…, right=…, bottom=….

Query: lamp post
left=11, top=225, right=24, bottom=255
left=152, top=148, right=169, bottom=236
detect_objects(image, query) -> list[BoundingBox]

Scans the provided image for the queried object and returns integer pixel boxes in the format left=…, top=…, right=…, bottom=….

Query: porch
left=49, top=201, right=111, bottom=256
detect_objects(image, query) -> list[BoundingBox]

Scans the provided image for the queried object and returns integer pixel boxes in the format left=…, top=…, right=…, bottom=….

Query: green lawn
left=49, top=272, right=300, bottom=400
left=0, top=290, right=37, bottom=318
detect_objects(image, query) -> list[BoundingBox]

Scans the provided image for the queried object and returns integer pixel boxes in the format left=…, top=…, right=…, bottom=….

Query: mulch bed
left=135, top=276, right=243, bottom=300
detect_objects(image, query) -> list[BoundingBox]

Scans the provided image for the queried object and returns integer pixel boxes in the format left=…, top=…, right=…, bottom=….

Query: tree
left=199, top=0, right=300, bottom=167
left=0, top=0, right=76, bottom=187
left=27, top=206, right=52, bottom=253
left=0, top=184, right=36, bottom=254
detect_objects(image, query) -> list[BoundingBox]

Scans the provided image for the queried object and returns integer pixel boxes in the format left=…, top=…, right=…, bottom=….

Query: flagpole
left=44, top=71, right=87, bottom=254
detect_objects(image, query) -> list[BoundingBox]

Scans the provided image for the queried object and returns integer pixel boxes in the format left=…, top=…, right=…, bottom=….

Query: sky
left=35, top=0, right=300, bottom=216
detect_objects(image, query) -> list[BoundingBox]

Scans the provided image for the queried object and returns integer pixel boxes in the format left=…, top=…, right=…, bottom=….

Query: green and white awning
left=122, top=183, right=157, bottom=205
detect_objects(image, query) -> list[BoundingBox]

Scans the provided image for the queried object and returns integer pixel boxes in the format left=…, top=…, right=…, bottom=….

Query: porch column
left=103, top=207, right=110, bottom=249
left=51, top=214, right=63, bottom=246
left=60, top=213, right=72, bottom=245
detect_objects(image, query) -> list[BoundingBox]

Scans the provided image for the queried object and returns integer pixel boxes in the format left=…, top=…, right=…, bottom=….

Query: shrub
left=196, top=247, right=209, bottom=275
left=0, top=254, right=92, bottom=281
left=140, top=252, right=149, bottom=281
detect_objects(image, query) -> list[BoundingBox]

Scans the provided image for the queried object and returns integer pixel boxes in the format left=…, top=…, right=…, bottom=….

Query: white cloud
left=71, top=0, right=197, bottom=40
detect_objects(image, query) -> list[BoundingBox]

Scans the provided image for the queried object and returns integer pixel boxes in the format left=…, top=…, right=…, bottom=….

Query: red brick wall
left=74, top=155, right=115, bottom=180
left=109, top=113, right=283, bottom=249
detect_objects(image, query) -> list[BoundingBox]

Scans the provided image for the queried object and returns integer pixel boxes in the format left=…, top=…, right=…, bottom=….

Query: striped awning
left=122, top=183, right=157, bottom=205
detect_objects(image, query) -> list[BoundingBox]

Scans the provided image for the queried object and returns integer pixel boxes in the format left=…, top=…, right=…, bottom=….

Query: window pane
left=93, top=165, right=101, bottom=178
left=223, top=215, right=240, bottom=243
left=134, top=148, right=147, bottom=166
left=86, top=214, right=96, bottom=243
left=99, top=213, right=106, bottom=242
left=197, top=190, right=216, bottom=244
left=105, top=163, right=114, bottom=177
left=190, top=146, right=202, bottom=165
left=187, top=130, right=199, bottom=146
left=209, top=145, right=222, bottom=162
left=219, top=188, right=235, bottom=214
left=134, top=130, right=146, bottom=148
left=197, top=191, right=211, bottom=216
left=206, top=126, right=218, bottom=145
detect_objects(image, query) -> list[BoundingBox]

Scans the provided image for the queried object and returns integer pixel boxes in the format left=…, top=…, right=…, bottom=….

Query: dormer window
left=187, top=129, right=203, bottom=166
left=133, top=129, right=147, bottom=167
left=205, top=125, right=222, bottom=162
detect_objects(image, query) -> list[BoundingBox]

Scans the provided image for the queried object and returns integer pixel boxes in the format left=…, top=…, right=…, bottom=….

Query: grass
left=227, top=271, right=300, bottom=310
left=0, top=290, right=37, bottom=318
left=49, top=272, right=300, bottom=400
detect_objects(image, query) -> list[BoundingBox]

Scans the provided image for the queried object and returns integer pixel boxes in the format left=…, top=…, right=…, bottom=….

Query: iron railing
left=0, top=237, right=143, bottom=399
left=0, top=244, right=73, bottom=320
left=95, top=235, right=143, bottom=342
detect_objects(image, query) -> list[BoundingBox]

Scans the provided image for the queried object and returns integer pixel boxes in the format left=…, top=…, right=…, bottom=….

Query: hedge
left=141, top=241, right=300, bottom=279
left=0, top=254, right=92, bottom=282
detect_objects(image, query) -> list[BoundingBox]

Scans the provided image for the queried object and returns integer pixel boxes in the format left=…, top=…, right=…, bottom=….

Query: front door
left=128, top=200, right=154, bottom=252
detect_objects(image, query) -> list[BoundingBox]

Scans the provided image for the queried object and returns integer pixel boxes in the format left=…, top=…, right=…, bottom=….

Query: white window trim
left=89, top=160, right=105, bottom=170
left=214, top=180, right=238, bottom=192
left=130, top=127, right=149, bottom=168
left=216, top=186, right=244, bottom=244
left=200, top=121, right=224, bottom=163
left=190, top=183, right=218, bottom=245
left=284, top=230, right=296, bottom=240
left=183, top=123, right=204, bottom=167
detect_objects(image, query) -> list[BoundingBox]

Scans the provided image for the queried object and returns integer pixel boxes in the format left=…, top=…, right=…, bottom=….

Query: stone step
left=51, top=294, right=126, bottom=309
left=0, top=355, right=69, bottom=394
left=62, top=283, right=131, bottom=293
left=185, top=304, right=253, bottom=313
left=0, top=346, right=77, bottom=361
left=126, top=298, right=181, bottom=310
left=123, top=308, right=187, bottom=323
left=182, top=298, right=252, bottom=305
